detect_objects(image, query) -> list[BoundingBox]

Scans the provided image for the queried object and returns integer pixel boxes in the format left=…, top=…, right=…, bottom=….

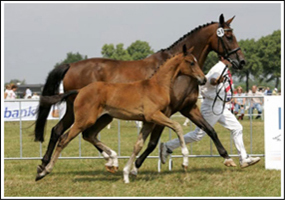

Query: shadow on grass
left=53, top=166, right=238, bottom=183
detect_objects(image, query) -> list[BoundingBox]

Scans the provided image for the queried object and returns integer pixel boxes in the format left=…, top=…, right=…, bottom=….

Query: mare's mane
left=148, top=21, right=217, bottom=78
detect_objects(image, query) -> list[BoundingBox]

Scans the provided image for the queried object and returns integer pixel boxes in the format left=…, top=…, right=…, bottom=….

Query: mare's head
left=209, top=14, right=246, bottom=70
left=180, top=45, right=207, bottom=85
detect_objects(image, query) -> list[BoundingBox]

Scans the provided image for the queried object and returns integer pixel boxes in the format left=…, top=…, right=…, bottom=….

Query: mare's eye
left=190, top=62, right=195, bottom=66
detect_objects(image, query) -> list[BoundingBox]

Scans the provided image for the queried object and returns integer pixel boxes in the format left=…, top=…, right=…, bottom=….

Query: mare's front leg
left=131, top=125, right=164, bottom=176
left=123, top=123, right=154, bottom=183
left=132, top=108, right=172, bottom=175
left=180, top=104, right=236, bottom=167
left=37, top=100, right=74, bottom=175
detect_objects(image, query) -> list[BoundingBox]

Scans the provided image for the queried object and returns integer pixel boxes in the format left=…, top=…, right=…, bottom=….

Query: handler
left=160, top=56, right=260, bottom=168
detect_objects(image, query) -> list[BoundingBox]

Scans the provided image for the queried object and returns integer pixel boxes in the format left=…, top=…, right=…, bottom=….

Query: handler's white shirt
left=201, top=61, right=228, bottom=103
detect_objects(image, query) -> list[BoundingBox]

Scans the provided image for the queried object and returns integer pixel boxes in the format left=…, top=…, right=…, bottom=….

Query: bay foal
left=37, top=46, right=206, bottom=183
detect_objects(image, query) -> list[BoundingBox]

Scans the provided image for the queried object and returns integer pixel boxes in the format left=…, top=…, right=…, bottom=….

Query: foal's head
left=179, top=45, right=207, bottom=85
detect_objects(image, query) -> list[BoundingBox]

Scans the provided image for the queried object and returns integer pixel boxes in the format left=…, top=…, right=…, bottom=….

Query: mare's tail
left=34, top=64, right=70, bottom=142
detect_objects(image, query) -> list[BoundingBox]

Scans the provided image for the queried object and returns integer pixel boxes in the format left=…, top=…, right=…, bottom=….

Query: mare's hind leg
left=123, top=122, right=154, bottom=183
left=35, top=124, right=82, bottom=181
left=149, top=111, right=189, bottom=169
left=37, top=100, right=74, bottom=174
left=180, top=104, right=235, bottom=166
left=82, top=115, right=119, bottom=173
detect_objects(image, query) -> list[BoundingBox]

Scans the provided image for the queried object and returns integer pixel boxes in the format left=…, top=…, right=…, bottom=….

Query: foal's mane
left=148, top=52, right=183, bottom=79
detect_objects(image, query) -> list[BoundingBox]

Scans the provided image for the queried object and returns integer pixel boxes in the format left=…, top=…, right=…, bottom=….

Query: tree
left=101, top=40, right=154, bottom=61
left=233, top=39, right=262, bottom=92
left=127, top=40, right=154, bottom=60
left=203, top=51, right=219, bottom=74
left=6, top=79, right=26, bottom=85
left=101, top=43, right=132, bottom=61
left=54, top=52, right=88, bottom=68
left=257, top=30, right=281, bottom=88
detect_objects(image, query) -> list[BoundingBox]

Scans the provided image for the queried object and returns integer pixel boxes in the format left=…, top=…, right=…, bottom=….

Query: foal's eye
left=190, top=62, right=195, bottom=66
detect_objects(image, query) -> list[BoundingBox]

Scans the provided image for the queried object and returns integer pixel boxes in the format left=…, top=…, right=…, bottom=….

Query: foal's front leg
left=123, top=123, right=154, bottom=183
left=150, top=111, right=189, bottom=169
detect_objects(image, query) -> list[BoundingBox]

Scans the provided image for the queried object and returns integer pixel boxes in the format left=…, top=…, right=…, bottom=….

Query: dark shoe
left=255, top=115, right=261, bottom=119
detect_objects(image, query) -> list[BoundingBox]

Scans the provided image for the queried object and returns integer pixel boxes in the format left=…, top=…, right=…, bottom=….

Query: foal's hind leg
left=123, top=122, right=154, bottom=183
left=149, top=111, right=189, bottom=169
left=37, top=100, right=74, bottom=174
left=36, top=124, right=82, bottom=181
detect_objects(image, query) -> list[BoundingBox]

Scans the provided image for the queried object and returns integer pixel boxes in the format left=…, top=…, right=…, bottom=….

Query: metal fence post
left=19, top=101, right=22, bottom=158
left=118, top=120, right=121, bottom=156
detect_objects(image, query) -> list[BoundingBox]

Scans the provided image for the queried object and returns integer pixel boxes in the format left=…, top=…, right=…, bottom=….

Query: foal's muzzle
left=198, top=77, right=207, bottom=85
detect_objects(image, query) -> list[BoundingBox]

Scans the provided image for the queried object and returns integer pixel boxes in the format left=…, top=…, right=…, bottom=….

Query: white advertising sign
left=264, top=96, right=283, bottom=170
left=4, top=101, right=66, bottom=121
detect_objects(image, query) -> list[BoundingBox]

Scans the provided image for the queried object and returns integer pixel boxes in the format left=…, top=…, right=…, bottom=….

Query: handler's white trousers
left=166, top=98, right=248, bottom=160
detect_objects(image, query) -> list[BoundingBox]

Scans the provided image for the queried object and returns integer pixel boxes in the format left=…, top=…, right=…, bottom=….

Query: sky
left=2, top=2, right=283, bottom=84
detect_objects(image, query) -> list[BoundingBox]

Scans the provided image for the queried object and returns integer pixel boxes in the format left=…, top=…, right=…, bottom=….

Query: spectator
left=265, top=87, right=272, bottom=95
left=272, top=88, right=278, bottom=95
left=24, top=87, right=32, bottom=99
left=31, top=92, right=40, bottom=100
left=4, top=84, right=11, bottom=99
left=6, top=84, right=17, bottom=99
left=247, top=85, right=263, bottom=119
left=234, top=86, right=246, bottom=120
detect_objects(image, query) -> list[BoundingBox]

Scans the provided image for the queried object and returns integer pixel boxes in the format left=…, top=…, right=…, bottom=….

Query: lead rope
left=212, top=65, right=233, bottom=115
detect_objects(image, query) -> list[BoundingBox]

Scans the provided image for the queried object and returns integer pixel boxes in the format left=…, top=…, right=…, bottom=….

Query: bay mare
left=35, top=14, right=245, bottom=177
left=37, top=46, right=207, bottom=183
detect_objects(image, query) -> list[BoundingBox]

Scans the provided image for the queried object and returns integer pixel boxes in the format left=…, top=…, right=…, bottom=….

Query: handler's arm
left=210, top=76, right=224, bottom=86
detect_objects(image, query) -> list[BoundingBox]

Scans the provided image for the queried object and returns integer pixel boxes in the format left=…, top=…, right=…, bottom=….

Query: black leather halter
left=217, top=24, right=241, bottom=70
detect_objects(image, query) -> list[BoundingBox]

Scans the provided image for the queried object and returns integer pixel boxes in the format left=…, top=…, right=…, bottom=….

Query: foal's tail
left=34, top=64, right=70, bottom=142
left=40, top=90, right=79, bottom=107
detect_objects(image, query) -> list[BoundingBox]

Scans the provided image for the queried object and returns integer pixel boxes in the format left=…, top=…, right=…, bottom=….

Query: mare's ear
left=219, top=14, right=225, bottom=27
left=188, top=46, right=194, bottom=54
left=183, top=44, right=187, bottom=56
left=226, top=16, right=235, bottom=25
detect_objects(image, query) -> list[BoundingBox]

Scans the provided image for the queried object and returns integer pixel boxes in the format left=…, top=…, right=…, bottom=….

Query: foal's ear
left=219, top=14, right=225, bottom=27
left=188, top=46, right=194, bottom=54
left=183, top=44, right=187, bottom=56
left=226, top=15, right=235, bottom=25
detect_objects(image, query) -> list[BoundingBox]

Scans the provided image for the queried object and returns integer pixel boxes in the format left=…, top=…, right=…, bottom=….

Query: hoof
left=35, top=170, right=49, bottom=181
left=114, top=166, right=119, bottom=172
left=181, top=164, right=188, bottom=172
left=130, top=170, right=138, bottom=177
left=37, top=165, right=45, bottom=174
left=224, top=158, right=237, bottom=167
left=105, top=166, right=117, bottom=174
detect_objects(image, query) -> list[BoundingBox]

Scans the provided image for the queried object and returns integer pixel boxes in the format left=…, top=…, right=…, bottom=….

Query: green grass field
left=4, top=115, right=281, bottom=197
